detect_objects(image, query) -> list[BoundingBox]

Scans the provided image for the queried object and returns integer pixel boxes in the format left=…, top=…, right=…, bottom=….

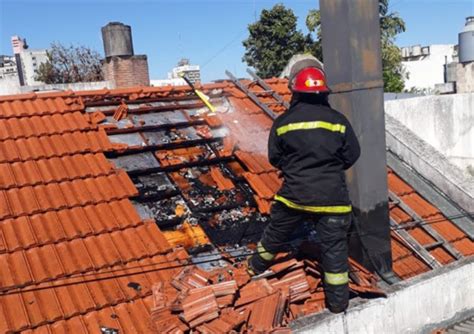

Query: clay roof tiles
left=0, top=91, right=182, bottom=333
left=0, top=79, right=472, bottom=333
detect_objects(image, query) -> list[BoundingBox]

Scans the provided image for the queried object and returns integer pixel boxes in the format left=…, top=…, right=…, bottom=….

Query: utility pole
left=319, top=0, right=396, bottom=280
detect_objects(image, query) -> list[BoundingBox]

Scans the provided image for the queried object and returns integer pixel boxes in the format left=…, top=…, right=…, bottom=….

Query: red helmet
left=290, top=67, right=330, bottom=93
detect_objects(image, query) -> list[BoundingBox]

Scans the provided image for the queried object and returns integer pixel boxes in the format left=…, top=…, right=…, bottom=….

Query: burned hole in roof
left=132, top=195, right=188, bottom=229
left=156, top=145, right=217, bottom=166
left=108, top=132, right=146, bottom=147
left=104, top=115, right=134, bottom=129
left=198, top=209, right=268, bottom=246
left=142, top=127, right=201, bottom=146
left=94, top=92, right=272, bottom=253
left=172, top=166, right=248, bottom=211
left=109, top=151, right=160, bottom=172
left=132, top=172, right=177, bottom=200
left=131, top=110, right=188, bottom=125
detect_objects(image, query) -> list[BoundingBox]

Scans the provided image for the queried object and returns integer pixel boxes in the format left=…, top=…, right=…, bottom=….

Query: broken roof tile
left=180, top=286, right=219, bottom=325
left=247, top=292, right=283, bottom=332
left=209, top=167, right=234, bottom=191
left=235, top=279, right=275, bottom=306
left=243, top=172, right=275, bottom=199
left=235, top=150, right=276, bottom=173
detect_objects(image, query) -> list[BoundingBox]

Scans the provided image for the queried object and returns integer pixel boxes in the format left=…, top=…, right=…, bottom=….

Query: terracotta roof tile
left=235, top=150, right=276, bottom=173
left=209, top=167, right=234, bottom=191
left=430, top=247, right=455, bottom=265
left=387, top=171, right=414, bottom=196
left=247, top=292, right=283, bottom=332
left=0, top=95, right=84, bottom=118
left=235, top=279, right=275, bottom=306
left=243, top=172, right=275, bottom=199
left=0, top=131, right=111, bottom=164
left=0, top=252, right=182, bottom=333
left=390, top=205, right=413, bottom=224
left=452, top=238, right=474, bottom=256
left=401, top=193, right=440, bottom=218
left=0, top=112, right=93, bottom=141
left=408, top=227, right=437, bottom=245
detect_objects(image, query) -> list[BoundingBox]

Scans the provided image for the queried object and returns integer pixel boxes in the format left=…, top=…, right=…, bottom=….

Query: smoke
left=220, top=112, right=270, bottom=155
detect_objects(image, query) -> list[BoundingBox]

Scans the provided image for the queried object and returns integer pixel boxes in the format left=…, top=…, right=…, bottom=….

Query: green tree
left=306, top=0, right=406, bottom=92
left=242, top=4, right=309, bottom=78
left=35, top=42, right=103, bottom=84
left=379, top=0, right=406, bottom=92
left=305, top=9, right=323, bottom=60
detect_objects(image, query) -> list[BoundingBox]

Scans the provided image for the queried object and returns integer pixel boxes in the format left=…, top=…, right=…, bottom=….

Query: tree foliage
left=35, top=42, right=103, bottom=84
left=305, top=9, right=322, bottom=60
left=242, top=4, right=309, bottom=78
left=379, top=0, right=406, bottom=92
left=305, top=0, right=406, bottom=92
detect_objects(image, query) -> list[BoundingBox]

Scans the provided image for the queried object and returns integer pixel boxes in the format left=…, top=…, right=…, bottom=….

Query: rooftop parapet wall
left=291, top=257, right=474, bottom=334
left=385, top=114, right=474, bottom=215
left=384, top=93, right=474, bottom=172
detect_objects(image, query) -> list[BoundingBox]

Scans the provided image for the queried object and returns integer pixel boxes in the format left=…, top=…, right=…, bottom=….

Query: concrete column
left=319, top=0, right=393, bottom=277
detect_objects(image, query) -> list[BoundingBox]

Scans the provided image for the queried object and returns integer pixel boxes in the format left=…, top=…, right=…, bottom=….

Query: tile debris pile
left=150, top=256, right=384, bottom=333
left=0, top=78, right=472, bottom=333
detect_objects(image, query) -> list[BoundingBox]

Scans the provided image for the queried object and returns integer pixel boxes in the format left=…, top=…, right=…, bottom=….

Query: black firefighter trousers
left=249, top=202, right=352, bottom=313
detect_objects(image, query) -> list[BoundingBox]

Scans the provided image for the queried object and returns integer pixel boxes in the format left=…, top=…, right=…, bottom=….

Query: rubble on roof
left=150, top=257, right=384, bottom=333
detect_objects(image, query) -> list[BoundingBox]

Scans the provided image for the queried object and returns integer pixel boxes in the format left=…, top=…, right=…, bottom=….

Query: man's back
left=268, top=96, right=360, bottom=209
left=248, top=65, right=360, bottom=314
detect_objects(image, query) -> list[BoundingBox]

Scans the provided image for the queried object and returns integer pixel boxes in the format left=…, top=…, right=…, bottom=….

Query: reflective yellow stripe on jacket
left=274, top=195, right=352, bottom=214
left=276, top=121, right=346, bottom=136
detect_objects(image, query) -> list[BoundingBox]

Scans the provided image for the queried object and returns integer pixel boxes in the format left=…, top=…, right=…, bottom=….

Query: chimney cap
left=104, top=21, right=130, bottom=27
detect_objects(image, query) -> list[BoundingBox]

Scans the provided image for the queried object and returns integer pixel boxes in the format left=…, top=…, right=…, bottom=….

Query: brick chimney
left=101, top=22, right=150, bottom=88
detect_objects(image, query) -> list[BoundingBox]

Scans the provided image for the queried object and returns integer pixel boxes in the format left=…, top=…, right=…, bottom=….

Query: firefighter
left=247, top=60, right=361, bottom=313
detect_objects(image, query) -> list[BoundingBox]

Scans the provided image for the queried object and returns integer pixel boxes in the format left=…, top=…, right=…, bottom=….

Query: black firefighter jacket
left=268, top=97, right=361, bottom=214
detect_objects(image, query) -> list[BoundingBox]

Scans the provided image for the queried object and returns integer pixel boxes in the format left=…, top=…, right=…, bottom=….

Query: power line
left=200, top=30, right=247, bottom=70
left=0, top=210, right=472, bottom=296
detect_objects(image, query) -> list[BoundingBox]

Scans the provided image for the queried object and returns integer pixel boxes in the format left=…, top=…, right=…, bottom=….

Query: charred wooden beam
left=106, top=137, right=223, bottom=157
left=105, top=120, right=206, bottom=135
left=126, top=156, right=235, bottom=177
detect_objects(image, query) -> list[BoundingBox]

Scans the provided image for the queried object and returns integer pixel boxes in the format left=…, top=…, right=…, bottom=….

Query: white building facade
left=401, top=44, right=456, bottom=91
left=11, top=35, right=48, bottom=86
left=20, top=48, right=48, bottom=86
left=151, top=59, right=201, bottom=87
left=0, top=55, right=18, bottom=80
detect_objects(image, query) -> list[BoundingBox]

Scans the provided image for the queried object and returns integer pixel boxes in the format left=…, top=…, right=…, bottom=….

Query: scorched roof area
left=0, top=78, right=472, bottom=333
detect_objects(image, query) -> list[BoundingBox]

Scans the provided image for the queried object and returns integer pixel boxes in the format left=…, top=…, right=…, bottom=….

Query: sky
left=0, top=0, right=473, bottom=82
